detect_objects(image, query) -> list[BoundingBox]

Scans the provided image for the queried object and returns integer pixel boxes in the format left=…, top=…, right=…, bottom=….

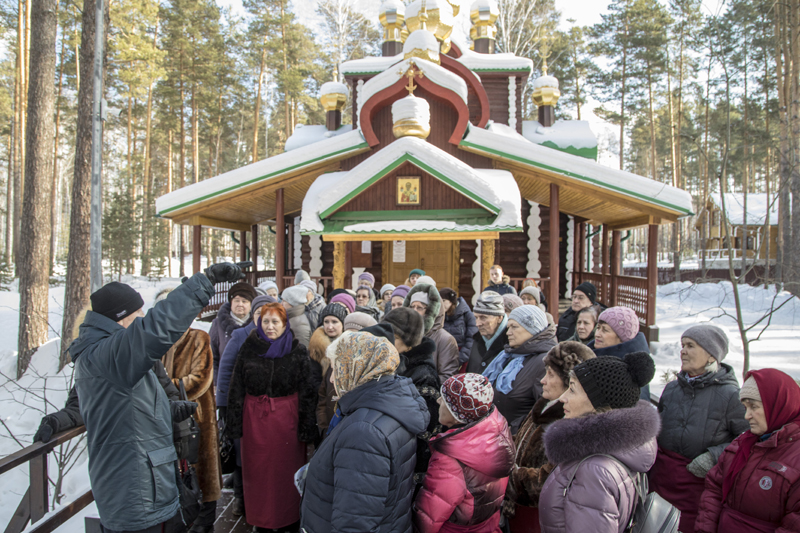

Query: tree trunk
left=252, top=42, right=267, bottom=163
left=140, top=78, right=154, bottom=276
left=667, top=52, right=680, bottom=281
left=50, top=31, right=65, bottom=274
left=5, top=131, right=13, bottom=264
left=17, top=0, right=57, bottom=378
left=14, top=0, right=26, bottom=271
left=60, top=0, right=107, bottom=370
left=179, top=58, right=186, bottom=276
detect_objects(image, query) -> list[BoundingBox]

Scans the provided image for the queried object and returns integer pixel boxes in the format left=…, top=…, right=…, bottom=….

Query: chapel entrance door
left=386, top=240, right=457, bottom=288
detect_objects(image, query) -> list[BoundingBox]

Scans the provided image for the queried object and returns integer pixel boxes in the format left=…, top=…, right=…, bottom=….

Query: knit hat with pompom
left=573, top=352, right=655, bottom=410
left=440, top=373, right=494, bottom=424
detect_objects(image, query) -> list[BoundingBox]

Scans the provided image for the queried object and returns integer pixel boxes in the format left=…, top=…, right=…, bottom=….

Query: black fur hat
left=382, top=308, right=424, bottom=348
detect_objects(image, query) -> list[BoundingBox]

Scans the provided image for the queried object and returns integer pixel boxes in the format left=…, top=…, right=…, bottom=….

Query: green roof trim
left=328, top=208, right=491, bottom=222
left=467, top=67, right=532, bottom=73
left=539, top=141, right=598, bottom=161
left=319, top=153, right=501, bottom=219
left=157, top=139, right=370, bottom=216
left=305, top=221, right=522, bottom=236
left=459, top=139, right=694, bottom=216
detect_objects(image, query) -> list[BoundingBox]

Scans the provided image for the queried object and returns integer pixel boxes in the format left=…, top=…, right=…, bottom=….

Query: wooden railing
left=573, top=271, right=651, bottom=325
left=1, top=426, right=93, bottom=533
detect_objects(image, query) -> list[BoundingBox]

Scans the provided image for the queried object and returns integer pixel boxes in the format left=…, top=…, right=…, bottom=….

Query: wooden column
left=286, top=218, right=294, bottom=271
left=610, top=230, right=621, bottom=306
left=549, top=184, right=560, bottom=310
left=239, top=231, right=247, bottom=262
left=601, top=225, right=610, bottom=303
left=276, top=188, right=285, bottom=291
left=333, top=241, right=346, bottom=289
left=480, top=238, right=496, bottom=290
left=575, top=220, right=585, bottom=288
left=250, top=224, right=258, bottom=271
left=646, top=223, right=659, bottom=341
left=192, top=225, right=202, bottom=274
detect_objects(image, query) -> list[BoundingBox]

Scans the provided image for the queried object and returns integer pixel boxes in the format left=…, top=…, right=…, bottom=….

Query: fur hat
left=439, top=288, right=458, bottom=307
left=543, top=341, right=596, bottom=388
left=282, top=286, right=308, bottom=307
left=318, top=303, right=349, bottom=328
left=503, top=294, right=524, bottom=314
left=415, top=275, right=437, bottom=288
left=598, top=306, right=640, bottom=343
left=228, top=282, right=257, bottom=303
left=682, top=324, right=729, bottom=362
left=382, top=307, right=424, bottom=348
left=294, top=270, right=311, bottom=283
left=574, top=282, right=597, bottom=304
left=344, top=312, right=377, bottom=332
left=330, top=293, right=356, bottom=313
left=91, top=282, right=145, bottom=322
left=441, top=373, right=494, bottom=424
left=358, top=272, right=376, bottom=286
left=392, top=285, right=411, bottom=300
left=474, top=291, right=505, bottom=317
left=573, top=352, right=655, bottom=410
left=403, top=284, right=442, bottom=334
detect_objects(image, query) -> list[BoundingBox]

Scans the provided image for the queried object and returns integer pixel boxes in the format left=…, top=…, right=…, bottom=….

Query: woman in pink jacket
left=695, top=368, right=800, bottom=533
left=414, top=373, right=515, bottom=533
left=538, top=352, right=659, bottom=533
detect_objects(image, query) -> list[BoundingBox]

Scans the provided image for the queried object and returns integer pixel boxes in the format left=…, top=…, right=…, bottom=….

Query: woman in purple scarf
left=226, top=303, right=320, bottom=532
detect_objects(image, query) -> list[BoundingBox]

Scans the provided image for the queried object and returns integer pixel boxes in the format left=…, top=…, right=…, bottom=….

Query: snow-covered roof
left=710, top=193, right=779, bottom=226
left=341, top=54, right=403, bottom=75
left=521, top=120, right=597, bottom=159
left=460, top=123, right=694, bottom=224
left=285, top=124, right=354, bottom=152
left=156, top=129, right=368, bottom=218
left=358, top=58, right=468, bottom=124
left=300, top=136, right=522, bottom=236
left=455, top=47, right=533, bottom=73
left=320, top=81, right=348, bottom=96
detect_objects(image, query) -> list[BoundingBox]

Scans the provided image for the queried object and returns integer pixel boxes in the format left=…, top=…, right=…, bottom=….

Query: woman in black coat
left=439, top=288, right=478, bottom=366
left=227, top=303, right=319, bottom=531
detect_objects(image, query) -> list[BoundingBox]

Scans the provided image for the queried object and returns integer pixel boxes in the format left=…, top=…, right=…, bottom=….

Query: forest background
left=3, top=0, right=800, bottom=377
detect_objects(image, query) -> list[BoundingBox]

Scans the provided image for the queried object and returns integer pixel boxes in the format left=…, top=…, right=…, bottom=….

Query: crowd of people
left=32, top=262, right=800, bottom=533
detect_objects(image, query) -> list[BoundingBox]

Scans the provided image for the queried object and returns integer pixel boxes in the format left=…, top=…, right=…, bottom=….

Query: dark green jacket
left=70, top=273, right=214, bottom=531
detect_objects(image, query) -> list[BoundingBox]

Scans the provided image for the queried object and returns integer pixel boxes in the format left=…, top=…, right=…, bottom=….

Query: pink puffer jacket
left=414, top=407, right=515, bottom=533
left=538, top=401, right=661, bottom=533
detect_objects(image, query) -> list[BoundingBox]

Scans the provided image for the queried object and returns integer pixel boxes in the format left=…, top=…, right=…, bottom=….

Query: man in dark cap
left=210, top=281, right=257, bottom=382
left=69, top=262, right=248, bottom=533
left=556, top=281, right=599, bottom=342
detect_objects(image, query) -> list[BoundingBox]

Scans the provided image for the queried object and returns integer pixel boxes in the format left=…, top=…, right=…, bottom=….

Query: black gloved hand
left=33, top=415, right=58, bottom=443
left=204, top=261, right=252, bottom=284
left=218, top=406, right=227, bottom=421
left=170, top=400, right=198, bottom=423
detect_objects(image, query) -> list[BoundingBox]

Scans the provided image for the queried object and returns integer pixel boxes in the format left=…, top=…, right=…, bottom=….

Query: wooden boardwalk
left=214, top=489, right=251, bottom=533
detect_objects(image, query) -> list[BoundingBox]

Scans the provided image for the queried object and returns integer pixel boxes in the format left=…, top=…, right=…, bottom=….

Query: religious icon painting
left=397, top=176, right=421, bottom=205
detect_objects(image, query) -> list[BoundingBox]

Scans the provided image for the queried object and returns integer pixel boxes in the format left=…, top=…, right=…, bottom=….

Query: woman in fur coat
left=502, top=342, right=595, bottom=533
left=227, top=303, right=319, bottom=532
left=310, top=303, right=349, bottom=436
left=538, top=353, right=659, bottom=533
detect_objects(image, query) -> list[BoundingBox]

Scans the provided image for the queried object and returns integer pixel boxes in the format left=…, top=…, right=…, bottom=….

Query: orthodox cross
left=404, top=65, right=424, bottom=95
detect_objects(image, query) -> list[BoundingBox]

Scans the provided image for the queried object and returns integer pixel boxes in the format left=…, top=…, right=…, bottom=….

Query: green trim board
left=318, top=154, right=501, bottom=219
left=305, top=221, right=522, bottom=236
left=157, top=139, right=370, bottom=216
left=459, top=139, right=694, bottom=216
left=327, top=208, right=491, bottom=222
left=539, top=141, right=598, bottom=161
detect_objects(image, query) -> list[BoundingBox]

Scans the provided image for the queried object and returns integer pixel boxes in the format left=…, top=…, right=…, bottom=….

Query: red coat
left=695, top=422, right=800, bottom=533
left=414, top=407, right=515, bottom=533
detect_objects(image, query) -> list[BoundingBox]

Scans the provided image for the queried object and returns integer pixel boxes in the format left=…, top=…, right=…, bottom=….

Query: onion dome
left=319, top=81, right=348, bottom=112
left=470, top=0, right=499, bottom=40
left=392, top=94, right=431, bottom=139
left=379, top=0, right=405, bottom=43
left=531, top=65, right=560, bottom=107
left=406, top=0, right=455, bottom=53
left=403, top=29, right=440, bottom=64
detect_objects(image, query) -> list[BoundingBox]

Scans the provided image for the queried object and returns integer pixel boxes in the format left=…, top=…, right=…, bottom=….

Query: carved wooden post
left=250, top=224, right=258, bottom=271
left=646, top=223, right=659, bottom=341
left=333, top=241, right=346, bottom=289
left=480, top=238, right=495, bottom=291
left=610, top=230, right=621, bottom=306
left=549, top=184, right=560, bottom=311
left=192, top=225, right=201, bottom=274
left=276, top=188, right=285, bottom=291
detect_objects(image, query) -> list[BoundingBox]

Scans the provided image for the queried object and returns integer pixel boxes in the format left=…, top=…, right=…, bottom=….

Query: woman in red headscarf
left=695, top=368, right=800, bottom=533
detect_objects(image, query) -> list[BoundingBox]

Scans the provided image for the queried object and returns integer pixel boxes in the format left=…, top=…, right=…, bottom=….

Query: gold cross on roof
left=404, top=66, right=424, bottom=95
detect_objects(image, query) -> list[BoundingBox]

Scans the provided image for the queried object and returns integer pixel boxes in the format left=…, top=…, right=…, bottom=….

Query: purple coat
left=539, top=401, right=661, bottom=533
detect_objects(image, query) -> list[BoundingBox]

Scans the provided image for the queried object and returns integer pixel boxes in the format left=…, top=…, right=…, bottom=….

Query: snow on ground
left=0, top=275, right=798, bottom=531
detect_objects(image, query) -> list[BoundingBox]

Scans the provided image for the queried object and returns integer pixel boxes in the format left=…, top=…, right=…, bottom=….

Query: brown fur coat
left=162, top=329, right=221, bottom=503
left=309, top=327, right=337, bottom=435
left=502, top=397, right=564, bottom=517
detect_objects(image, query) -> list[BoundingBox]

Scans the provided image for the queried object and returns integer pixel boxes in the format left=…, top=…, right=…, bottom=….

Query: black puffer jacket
left=300, top=375, right=430, bottom=533
left=397, top=337, right=441, bottom=475
left=556, top=307, right=579, bottom=342
left=443, top=297, right=478, bottom=364
left=657, top=363, right=749, bottom=462
left=466, top=326, right=510, bottom=374
left=209, top=302, right=251, bottom=381
left=225, top=330, right=319, bottom=444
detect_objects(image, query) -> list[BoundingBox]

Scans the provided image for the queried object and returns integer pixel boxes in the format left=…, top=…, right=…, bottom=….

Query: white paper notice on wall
left=361, top=241, right=372, bottom=254
left=393, top=241, right=406, bottom=263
